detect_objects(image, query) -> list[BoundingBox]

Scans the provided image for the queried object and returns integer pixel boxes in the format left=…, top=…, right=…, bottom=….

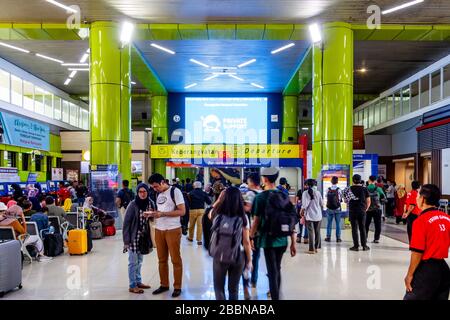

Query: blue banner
left=0, top=111, right=50, bottom=151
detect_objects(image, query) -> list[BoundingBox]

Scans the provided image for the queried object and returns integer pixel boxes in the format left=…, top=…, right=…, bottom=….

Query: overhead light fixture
left=203, top=74, right=220, bottom=81
left=302, top=127, right=309, bottom=131
left=211, top=66, right=237, bottom=70
left=131, top=81, right=136, bottom=85
left=45, top=0, right=77, bottom=13
left=0, top=42, right=30, bottom=53
left=184, top=83, right=197, bottom=89
left=62, top=63, right=88, bottom=66
left=212, top=72, right=237, bottom=75
left=35, top=53, right=64, bottom=64
left=79, top=53, right=89, bottom=63
left=120, top=21, right=135, bottom=47
left=68, top=68, right=89, bottom=71
left=237, top=59, right=256, bottom=68
left=309, top=24, right=322, bottom=43
left=358, top=68, right=367, bottom=73
left=69, top=70, right=77, bottom=78
left=271, top=43, right=295, bottom=54
left=86, top=48, right=90, bottom=53
left=250, top=83, right=264, bottom=89
left=382, top=0, right=424, bottom=14
left=64, top=78, right=71, bottom=85
left=190, top=59, right=209, bottom=68
left=150, top=43, right=175, bottom=55
left=228, top=74, right=244, bottom=81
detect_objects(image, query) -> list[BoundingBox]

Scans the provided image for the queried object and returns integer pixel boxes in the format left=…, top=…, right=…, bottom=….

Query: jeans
left=251, top=247, right=261, bottom=285
left=306, top=220, right=322, bottom=251
left=349, top=213, right=367, bottom=248
left=77, top=197, right=85, bottom=206
left=128, top=251, right=144, bottom=289
left=297, top=223, right=308, bottom=240
left=264, top=246, right=286, bottom=300
left=326, top=209, right=342, bottom=239
left=213, top=252, right=245, bottom=300
left=365, top=209, right=382, bottom=241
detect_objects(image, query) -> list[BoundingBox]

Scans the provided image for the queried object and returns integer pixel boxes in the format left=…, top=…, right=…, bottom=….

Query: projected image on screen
left=185, top=97, right=268, bottom=144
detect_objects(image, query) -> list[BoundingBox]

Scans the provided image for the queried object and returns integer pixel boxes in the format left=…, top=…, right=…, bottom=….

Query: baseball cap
left=260, top=167, right=279, bottom=176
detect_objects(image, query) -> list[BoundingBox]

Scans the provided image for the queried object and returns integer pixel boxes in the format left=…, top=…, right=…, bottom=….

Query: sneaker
left=197, top=241, right=202, bottom=246
left=187, top=238, right=193, bottom=242
left=129, top=287, right=144, bottom=294
left=363, top=246, right=370, bottom=251
left=172, top=289, right=182, bottom=298
left=324, top=237, right=331, bottom=242
left=137, top=283, right=151, bottom=289
left=37, top=255, right=53, bottom=262
left=152, top=286, right=170, bottom=295
left=305, top=250, right=315, bottom=254
left=349, top=246, right=359, bottom=251
left=336, top=238, right=342, bottom=243
left=373, top=240, right=379, bottom=244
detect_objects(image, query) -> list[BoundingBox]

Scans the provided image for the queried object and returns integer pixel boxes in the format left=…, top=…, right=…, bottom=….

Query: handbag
left=138, top=209, right=153, bottom=255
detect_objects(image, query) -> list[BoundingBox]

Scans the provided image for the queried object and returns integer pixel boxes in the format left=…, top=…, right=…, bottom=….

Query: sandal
left=129, top=287, right=144, bottom=294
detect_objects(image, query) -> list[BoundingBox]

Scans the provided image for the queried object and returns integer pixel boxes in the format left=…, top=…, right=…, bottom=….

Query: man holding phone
left=148, top=173, right=186, bottom=298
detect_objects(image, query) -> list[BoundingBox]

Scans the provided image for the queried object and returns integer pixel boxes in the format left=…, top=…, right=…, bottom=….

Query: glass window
left=411, top=80, right=419, bottom=112
left=44, top=91, right=53, bottom=118
left=380, top=98, right=387, bottom=123
left=6, top=151, right=17, bottom=168
left=35, top=155, right=42, bottom=172
left=386, top=95, right=394, bottom=120
left=363, top=107, right=369, bottom=129
left=53, top=96, right=62, bottom=120
left=0, top=69, right=10, bottom=102
left=23, top=81, right=34, bottom=111
left=62, top=100, right=69, bottom=123
left=401, top=86, right=410, bottom=116
left=11, top=75, right=22, bottom=107
left=367, top=105, right=374, bottom=128
left=394, top=90, right=402, bottom=118
left=22, top=153, right=29, bottom=171
left=80, top=109, right=89, bottom=129
left=34, top=87, right=44, bottom=114
left=431, top=69, right=441, bottom=104
left=444, top=65, right=450, bottom=99
left=420, top=75, right=430, bottom=108
left=69, top=103, right=78, bottom=126
left=373, top=101, right=380, bottom=126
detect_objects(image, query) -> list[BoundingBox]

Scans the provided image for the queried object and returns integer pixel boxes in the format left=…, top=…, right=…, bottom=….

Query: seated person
left=45, top=196, right=68, bottom=224
left=62, top=198, right=73, bottom=213
left=0, top=202, right=26, bottom=238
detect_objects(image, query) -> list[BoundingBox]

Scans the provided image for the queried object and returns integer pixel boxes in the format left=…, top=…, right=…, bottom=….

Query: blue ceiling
left=134, top=40, right=309, bottom=93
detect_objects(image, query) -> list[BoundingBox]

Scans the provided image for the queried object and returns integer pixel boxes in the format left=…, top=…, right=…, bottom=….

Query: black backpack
left=326, top=188, right=341, bottom=210
left=121, top=189, right=134, bottom=209
left=368, top=189, right=381, bottom=211
left=263, top=191, right=297, bottom=238
left=168, top=186, right=190, bottom=216
left=209, top=214, right=243, bottom=264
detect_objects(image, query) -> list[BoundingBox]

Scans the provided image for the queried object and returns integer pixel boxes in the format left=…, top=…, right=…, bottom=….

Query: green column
left=90, top=21, right=132, bottom=181
left=282, top=95, right=298, bottom=143
left=152, top=159, right=167, bottom=175
left=151, top=95, right=168, bottom=144
left=312, top=22, right=353, bottom=178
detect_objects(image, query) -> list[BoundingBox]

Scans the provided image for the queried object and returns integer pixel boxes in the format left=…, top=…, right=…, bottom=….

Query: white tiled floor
left=4, top=228, right=448, bottom=300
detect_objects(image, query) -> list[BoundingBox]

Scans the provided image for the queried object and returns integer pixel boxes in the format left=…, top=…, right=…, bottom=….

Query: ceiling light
left=86, top=48, right=90, bottom=53
left=212, top=72, right=237, bottom=75
left=68, top=68, right=89, bottom=71
left=79, top=53, right=89, bottom=63
left=271, top=43, right=295, bottom=54
left=131, top=81, right=136, bottom=85
left=62, top=63, right=88, bottom=66
left=184, top=83, right=197, bottom=89
left=382, top=0, right=424, bottom=14
left=309, top=24, right=322, bottom=43
left=358, top=68, right=367, bottom=73
left=120, top=21, right=135, bottom=47
left=237, top=59, right=256, bottom=68
left=302, top=127, right=309, bottom=131
left=35, top=53, right=64, bottom=64
left=250, top=83, right=264, bottom=89
left=203, top=74, right=220, bottom=81
left=0, top=42, right=30, bottom=53
left=211, top=66, right=237, bottom=70
left=64, top=78, right=71, bottom=85
left=69, top=70, right=77, bottom=78
left=45, top=0, right=77, bottom=13
left=150, top=43, right=175, bottom=55
left=228, top=74, right=244, bottom=81
left=190, top=59, right=209, bottom=68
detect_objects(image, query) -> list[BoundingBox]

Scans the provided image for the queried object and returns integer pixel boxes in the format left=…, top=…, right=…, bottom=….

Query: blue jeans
left=128, top=251, right=144, bottom=289
left=297, top=223, right=308, bottom=239
left=251, top=247, right=261, bottom=285
left=326, top=209, right=342, bottom=239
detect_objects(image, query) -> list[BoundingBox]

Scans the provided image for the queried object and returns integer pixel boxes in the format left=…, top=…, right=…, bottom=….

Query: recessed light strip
left=250, top=82, right=264, bottom=89
left=131, top=81, right=136, bottom=85
left=212, top=72, right=237, bottom=75
left=203, top=74, right=220, bottom=81
left=64, top=78, right=71, bottom=85
left=79, top=53, right=89, bottom=63
left=228, top=74, right=244, bottom=81
left=271, top=43, right=295, bottom=54
left=184, top=83, right=197, bottom=89
left=190, top=59, right=209, bottom=68
left=69, top=70, right=77, bottom=78
left=45, top=0, right=78, bottom=13
left=151, top=43, right=176, bottom=55
left=211, top=66, right=237, bottom=70
left=382, top=0, right=424, bottom=14
left=309, top=23, right=322, bottom=43
left=35, top=53, right=64, bottom=64
left=68, top=68, right=89, bottom=71
left=0, top=42, right=30, bottom=53
left=237, top=59, right=256, bottom=68
left=62, top=63, right=89, bottom=66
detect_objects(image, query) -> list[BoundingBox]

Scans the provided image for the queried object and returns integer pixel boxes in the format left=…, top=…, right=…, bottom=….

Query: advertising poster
left=0, top=111, right=50, bottom=151
left=209, top=167, right=242, bottom=186
left=131, top=161, right=143, bottom=174
left=66, top=169, right=79, bottom=182
left=0, top=167, right=20, bottom=182
left=321, top=165, right=350, bottom=212
left=51, top=168, right=64, bottom=180
left=27, top=173, right=38, bottom=184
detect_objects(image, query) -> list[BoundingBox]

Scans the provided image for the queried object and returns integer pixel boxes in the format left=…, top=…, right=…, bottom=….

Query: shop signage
left=51, top=168, right=64, bottom=180
left=0, top=167, right=20, bottom=182
left=27, top=173, right=38, bottom=184
left=0, top=111, right=50, bottom=151
left=66, top=169, right=79, bottom=182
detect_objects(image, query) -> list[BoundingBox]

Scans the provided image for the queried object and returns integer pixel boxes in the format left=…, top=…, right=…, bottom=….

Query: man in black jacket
left=187, top=181, right=212, bottom=245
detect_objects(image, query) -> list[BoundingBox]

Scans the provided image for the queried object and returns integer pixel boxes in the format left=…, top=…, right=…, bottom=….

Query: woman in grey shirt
left=301, top=179, right=324, bottom=254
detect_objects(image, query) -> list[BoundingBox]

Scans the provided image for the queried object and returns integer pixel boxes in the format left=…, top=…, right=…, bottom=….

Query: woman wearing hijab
left=0, top=202, right=26, bottom=238
left=122, top=183, right=156, bottom=294
left=62, top=198, right=73, bottom=212
left=11, top=184, right=23, bottom=201
left=395, top=184, right=407, bottom=225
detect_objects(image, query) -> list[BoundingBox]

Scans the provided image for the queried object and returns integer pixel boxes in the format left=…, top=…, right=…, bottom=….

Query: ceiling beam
left=283, top=47, right=312, bottom=96
left=131, top=45, right=167, bottom=96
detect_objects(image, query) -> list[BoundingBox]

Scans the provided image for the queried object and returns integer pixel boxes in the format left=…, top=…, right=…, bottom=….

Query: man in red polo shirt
left=403, top=180, right=422, bottom=243
left=404, top=184, right=450, bottom=300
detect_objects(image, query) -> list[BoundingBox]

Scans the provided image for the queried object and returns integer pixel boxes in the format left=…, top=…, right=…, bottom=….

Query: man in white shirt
left=148, top=173, right=186, bottom=298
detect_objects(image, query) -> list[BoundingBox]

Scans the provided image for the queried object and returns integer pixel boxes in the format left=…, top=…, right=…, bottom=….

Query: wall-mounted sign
left=0, top=167, right=20, bottom=182
left=0, top=111, right=50, bottom=151
left=66, top=169, right=79, bottom=182
left=27, top=173, right=38, bottom=184
left=271, top=114, right=278, bottom=122
left=131, top=161, right=143, bottom=174
left=51, top=168, right=64, bottom=180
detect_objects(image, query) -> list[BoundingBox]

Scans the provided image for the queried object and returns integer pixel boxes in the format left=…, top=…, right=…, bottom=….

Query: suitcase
left=0, top=240, right=22, bottom=297
left=67, top=229, right=88, bottom=255
left=89, top=221, right=103, bottom=239
left=44, top=233, right=64, bottom=257
left=102, top=225, right=116, bottom=236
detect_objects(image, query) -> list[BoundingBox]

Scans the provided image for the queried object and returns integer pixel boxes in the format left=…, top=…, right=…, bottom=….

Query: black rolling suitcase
left=43, top=233, right=64, bottom=257
left=202, top=207, right=213, bottom=250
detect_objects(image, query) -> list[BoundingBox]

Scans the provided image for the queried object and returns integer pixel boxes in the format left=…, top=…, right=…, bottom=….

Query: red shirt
left=57, top=187, right=70, bottom=203
left=405, top=189, right=421, bottom=216
left=410, top=208, right=450, bottom=260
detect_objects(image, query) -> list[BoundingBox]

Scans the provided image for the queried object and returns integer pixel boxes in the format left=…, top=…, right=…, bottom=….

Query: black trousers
left=365, top=209, right=382, bottom=241
left=263, top=246, right=286, bottom=300
left=407, top=214, right=418, bottom=244
left=350, top=213, right=367, bottom=248
left=386, top=198, right=395, bottom=217
left=404, top=259, right=450, bottom=300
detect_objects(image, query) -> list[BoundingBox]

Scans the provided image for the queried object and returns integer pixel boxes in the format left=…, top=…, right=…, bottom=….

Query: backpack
left=368, top=189, right=381, bottom=211
left=263, top=191, right=297, bottom=238
left=209, top=214, right=243, bottom=264
left=168, top=186, right=190, bottom=216
left=326, top=188, right=341, bottom=210
left=121, top=189, right=134, bottom=209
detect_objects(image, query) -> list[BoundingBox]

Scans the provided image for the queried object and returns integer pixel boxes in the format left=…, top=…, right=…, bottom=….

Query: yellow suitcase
left=67, top=229, right=88, bottom=255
